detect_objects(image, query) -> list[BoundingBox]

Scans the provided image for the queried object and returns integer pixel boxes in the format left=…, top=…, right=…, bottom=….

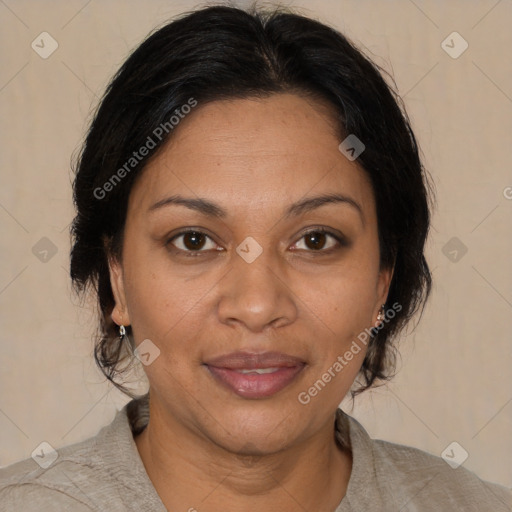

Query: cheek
left=305, top=256, right=379, bottom=332
left=295, top=254, right=380, bottom=385
left=122, top=244, right=217, bottom=348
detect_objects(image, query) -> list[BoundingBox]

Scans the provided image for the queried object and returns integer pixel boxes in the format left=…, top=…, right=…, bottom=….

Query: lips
left=204, top=351, right=306, bottom=399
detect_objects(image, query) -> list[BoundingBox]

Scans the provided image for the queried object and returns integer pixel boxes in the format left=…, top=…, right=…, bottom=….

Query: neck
left=134, top=398, right=352, bottom=511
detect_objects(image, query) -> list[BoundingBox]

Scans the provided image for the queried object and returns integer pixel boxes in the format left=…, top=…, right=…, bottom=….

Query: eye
left=167, top=227, right=347, bottom=257
left=167, top=230, right=220, bottom=255
left=292, top=228, right=345, bottom=252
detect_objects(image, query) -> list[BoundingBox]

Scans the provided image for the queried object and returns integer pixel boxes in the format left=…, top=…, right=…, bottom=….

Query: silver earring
left=376, top=304, right=386, bottom=323
left=119, top=325, right=134, bottom=356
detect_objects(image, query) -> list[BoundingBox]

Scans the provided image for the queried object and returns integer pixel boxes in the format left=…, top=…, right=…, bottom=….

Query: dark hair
left=70, top=4, right=433, bottom=398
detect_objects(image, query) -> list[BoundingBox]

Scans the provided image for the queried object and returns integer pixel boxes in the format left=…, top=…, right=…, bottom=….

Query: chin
left=197, top=400, right=309, bottom=452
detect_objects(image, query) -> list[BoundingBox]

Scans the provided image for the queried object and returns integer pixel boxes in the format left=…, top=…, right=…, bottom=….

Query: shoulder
left=0, top=444, right=100, bottom=512
left=0, top=407, right=132, bottom=512
left=340, top=412, right=512, bottom=511
left=0, top=481, right=94, bottom=512
left=0, top=399, right=163, bottom=512
left=372, top=437, right=512, bottom=510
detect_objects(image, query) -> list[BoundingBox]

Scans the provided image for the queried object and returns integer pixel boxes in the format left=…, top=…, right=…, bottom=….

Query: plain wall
left=0, top=0, right=511, bottom=488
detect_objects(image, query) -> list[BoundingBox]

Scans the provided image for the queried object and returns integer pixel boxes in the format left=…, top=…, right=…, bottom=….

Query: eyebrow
left=148, top=193, right=364, bottom=223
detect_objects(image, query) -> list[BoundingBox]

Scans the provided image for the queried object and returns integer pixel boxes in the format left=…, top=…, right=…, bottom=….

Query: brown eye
left=169, top=230, right=217, bottom=253
left=294, top=229, right=342, bottom=252
left=304, top=231, right=328, bottom=250
left=183, top=231, right=206, bottom=250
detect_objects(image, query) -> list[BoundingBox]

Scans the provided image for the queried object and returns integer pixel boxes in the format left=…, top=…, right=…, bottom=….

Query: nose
left=216, top=241, right=298, bottom=332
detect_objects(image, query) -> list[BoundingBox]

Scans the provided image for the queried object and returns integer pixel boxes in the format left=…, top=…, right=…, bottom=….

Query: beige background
left=1, top=0, right=511, bottom=489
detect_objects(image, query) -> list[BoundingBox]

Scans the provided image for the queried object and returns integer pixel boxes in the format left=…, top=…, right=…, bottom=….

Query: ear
left=108, top=253, right=131, bottom=327
left=374, top=263, right=395, bottom=320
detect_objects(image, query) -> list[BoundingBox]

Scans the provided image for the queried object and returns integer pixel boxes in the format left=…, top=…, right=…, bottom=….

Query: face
left=109, top=93, right=392, bottom=454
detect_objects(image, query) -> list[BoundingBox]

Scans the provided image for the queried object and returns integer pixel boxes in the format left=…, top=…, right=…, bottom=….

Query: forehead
left=128, top=93, right=375, bottom=220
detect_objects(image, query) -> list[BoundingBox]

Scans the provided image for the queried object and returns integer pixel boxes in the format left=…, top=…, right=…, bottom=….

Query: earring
left=376, top=304, right=386, bottom=323
left=119, top=324, right=134, bottom=355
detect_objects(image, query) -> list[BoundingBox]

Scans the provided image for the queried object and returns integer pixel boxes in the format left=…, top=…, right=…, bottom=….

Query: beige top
left=1, top=395, right=510, bottom=511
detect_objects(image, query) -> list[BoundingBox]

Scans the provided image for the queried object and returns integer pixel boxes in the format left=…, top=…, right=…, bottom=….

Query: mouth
left=203, top=351, right=306, bottom=399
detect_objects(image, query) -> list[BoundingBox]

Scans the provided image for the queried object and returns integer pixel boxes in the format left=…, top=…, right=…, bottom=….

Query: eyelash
left=166, top=227, right=348, bottom=257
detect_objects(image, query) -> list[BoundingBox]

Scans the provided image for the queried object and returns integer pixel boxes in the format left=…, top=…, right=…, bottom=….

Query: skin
left=108, top=93, right=393, bottom=511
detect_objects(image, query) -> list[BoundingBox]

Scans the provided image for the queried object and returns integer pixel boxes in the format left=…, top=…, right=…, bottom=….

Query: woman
left=1, top=4, right=510, bottom=511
